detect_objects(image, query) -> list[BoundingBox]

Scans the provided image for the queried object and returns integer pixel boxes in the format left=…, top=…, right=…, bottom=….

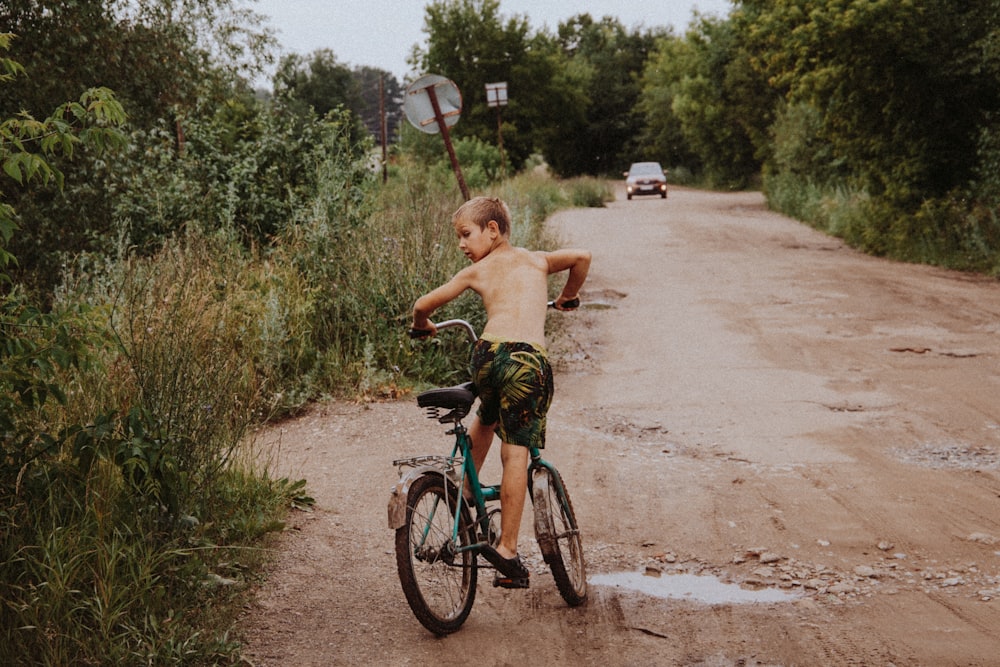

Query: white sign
left=485, top=81, right=508, bottom=107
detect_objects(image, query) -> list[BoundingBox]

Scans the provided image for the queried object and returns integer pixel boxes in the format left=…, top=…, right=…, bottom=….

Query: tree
left=274, top=49, right=361, bottom=119
left=0, top=33, right=127, bottom=273
left=415, top=0, right=538, bottom=170
left=0, top=0, right=272, bottom=131
left=271, top=50, right=402, bottom=145
left=639, top=15, right=766, bottom=187
left=545, top=14, right=668, bottom=176
left=352, top=66, right=404, bottom=143
left=0, top=0, right=274, bottom=296
left=636, top=36, right=698, bottom=173
left=415, top=2, right=668, bottom=177
left=740, top=0, right=998, bottom=204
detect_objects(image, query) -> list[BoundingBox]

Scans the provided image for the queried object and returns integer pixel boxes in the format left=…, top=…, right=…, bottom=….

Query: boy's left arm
left=545, top=249, right=591, bottom=309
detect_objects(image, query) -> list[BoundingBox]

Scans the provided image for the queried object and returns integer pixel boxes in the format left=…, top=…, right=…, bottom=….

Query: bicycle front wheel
left=532, top=466, right=587, bottom=606
left=395, top=474, right=477, bottom=635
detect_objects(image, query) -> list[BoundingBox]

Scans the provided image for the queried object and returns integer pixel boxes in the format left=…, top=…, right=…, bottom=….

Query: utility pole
left=379, top=74, right=388, bottom=184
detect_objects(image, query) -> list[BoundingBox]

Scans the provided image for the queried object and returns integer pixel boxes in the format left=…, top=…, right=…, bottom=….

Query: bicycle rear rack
left=393, top=454, right=463, bottom=476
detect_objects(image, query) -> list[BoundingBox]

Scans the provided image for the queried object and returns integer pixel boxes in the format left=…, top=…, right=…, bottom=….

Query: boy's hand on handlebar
left=549, top=296, right=581, bottom=311
left=409, top=321, right=437, bottom=339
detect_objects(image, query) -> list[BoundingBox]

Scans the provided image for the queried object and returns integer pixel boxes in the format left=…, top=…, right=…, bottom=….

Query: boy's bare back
left=459, top=244, right=552, bottom=346
left=411, top=197, right=590, bottom=346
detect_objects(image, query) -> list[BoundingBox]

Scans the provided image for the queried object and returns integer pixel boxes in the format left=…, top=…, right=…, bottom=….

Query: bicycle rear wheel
left=395, top=474, right=477, bottom=635
left=532, top=466, right=587, bottom=606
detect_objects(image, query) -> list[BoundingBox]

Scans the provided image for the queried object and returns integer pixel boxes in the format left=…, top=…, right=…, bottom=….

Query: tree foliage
left=415, top=1, right=667, bottom=177
left=740, top=0, right=998, bottom=204
left=640, top=14, right=769, bottom=187
left=272, top=50, right=404, bottom=145
left=0, top=0, right=274, bottom=296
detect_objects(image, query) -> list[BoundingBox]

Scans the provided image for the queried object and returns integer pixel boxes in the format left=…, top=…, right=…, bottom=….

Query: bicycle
left=388, top=306, right=587, bottom=635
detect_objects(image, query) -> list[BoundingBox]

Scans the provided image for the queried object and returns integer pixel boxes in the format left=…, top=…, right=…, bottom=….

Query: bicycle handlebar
left=408, top=299, right=580, bottom=342
left=414, top=319, right=479, bottom=342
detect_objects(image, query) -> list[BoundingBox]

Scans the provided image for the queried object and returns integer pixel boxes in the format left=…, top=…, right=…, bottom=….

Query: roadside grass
left=766, top=171, right=1000, bottom=276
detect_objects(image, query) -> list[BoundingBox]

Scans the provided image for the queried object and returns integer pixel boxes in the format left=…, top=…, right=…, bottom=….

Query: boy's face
left=454, top=214, right=498, bottom=263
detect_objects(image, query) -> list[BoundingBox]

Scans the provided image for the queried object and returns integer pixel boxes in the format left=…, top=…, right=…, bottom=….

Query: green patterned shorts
left=470, top=335, right=553, bottom=449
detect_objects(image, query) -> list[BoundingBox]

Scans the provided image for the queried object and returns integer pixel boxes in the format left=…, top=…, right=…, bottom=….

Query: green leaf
left=3, top=156, right=22, bottom=183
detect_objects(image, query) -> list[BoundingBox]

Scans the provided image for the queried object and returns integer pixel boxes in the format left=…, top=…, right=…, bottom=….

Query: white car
left=624, top=162, right=667, bottom=200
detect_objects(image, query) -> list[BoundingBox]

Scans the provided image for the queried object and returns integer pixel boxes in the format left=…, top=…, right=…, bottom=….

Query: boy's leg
left=468, top=414, right=495, bottom=474
left=496, top=441, right=529, bottom=559
left=465, top=415, right=495, bottom=500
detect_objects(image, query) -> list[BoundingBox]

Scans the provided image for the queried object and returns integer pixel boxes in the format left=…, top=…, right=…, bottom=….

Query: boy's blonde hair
left=453, top=196, right=511, bottom=236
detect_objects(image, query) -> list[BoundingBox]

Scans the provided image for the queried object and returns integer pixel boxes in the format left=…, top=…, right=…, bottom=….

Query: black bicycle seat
left=416, top=382, right=477, bottom=411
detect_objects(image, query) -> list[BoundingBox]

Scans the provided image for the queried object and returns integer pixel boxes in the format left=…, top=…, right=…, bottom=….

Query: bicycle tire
left=395, top=474, right=477, bottom=635
left=532, top=466, right=587, bottom=606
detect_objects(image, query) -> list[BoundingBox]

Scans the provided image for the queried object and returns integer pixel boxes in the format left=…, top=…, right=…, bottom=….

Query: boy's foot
left=480, top=545, right=531, bottom=581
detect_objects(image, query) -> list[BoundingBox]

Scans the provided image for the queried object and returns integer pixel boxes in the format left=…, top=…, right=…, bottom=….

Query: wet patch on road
left=591, top=569, right=802, bottom=605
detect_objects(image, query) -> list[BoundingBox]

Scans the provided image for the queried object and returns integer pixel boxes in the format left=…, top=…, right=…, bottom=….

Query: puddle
left=590, top=570, right=801, bottom=605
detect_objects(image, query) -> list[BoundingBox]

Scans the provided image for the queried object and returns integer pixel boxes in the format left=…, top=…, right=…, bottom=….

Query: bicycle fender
left=531, top=467, right=563, bottom=560
left=387, top=466, right=460, bottom=530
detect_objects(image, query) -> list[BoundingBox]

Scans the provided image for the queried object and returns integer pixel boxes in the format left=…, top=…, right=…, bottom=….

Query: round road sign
left=404, top=74, right=462, bottom=134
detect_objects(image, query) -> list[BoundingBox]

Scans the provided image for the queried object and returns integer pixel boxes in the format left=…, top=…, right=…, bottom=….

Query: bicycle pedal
left=493, top=575, right=530, bottom=589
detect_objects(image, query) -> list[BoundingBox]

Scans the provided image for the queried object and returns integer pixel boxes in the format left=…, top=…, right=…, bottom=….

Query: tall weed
left=96, top=237, right=267, bottom=514
left=0, top=459, right=289, bottom=665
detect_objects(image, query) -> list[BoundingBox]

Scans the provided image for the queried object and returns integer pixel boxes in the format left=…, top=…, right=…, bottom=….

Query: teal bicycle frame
left=390, top=399, right=567, bottom=561
left=387, top=319, right=574, bottom=558
left=391, top=314, right=587, bottom=635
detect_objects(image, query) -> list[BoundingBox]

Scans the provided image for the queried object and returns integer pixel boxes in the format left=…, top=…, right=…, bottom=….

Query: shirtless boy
left=411, top=196, right=590, bottom=588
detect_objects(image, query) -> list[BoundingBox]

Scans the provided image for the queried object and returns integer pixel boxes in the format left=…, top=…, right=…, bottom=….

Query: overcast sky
left=251, top=0, right=734, bottom=84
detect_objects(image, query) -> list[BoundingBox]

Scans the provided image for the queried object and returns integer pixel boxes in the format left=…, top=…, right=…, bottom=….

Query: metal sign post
left=485, top=82, right=508, bottom=178
left=425, top=84, right=469, bottom=201
left=404, top=74, right=470, bottom=201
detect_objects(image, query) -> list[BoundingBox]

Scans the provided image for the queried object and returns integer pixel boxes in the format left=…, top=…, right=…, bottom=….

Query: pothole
left=578, top=287, right=628, bottom=310
left=590, top=570, right=802, bottom=605
left=892, top=442, right=1000, bottom=470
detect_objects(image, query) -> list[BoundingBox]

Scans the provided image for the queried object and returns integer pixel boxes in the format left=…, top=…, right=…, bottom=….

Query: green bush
left=563, top=176, right=614, bottom=208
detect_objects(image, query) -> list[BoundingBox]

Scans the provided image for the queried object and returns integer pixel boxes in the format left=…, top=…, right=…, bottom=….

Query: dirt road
left=240, top=187, right=1000, bottom=666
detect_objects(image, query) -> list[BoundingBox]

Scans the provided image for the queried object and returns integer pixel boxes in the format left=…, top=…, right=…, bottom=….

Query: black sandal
left=480, top=545, right=530, bottom=588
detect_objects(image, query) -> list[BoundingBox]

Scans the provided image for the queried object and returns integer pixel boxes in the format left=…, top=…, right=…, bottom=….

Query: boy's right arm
left=412, top=269, right=473, bottom=333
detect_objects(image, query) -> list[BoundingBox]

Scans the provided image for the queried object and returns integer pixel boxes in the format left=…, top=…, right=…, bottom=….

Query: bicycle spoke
left=396, top=475, right=477, bottom=634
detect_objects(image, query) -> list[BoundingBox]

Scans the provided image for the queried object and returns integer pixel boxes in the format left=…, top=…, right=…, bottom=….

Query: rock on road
left=241, top=187, right=1000, bottom=666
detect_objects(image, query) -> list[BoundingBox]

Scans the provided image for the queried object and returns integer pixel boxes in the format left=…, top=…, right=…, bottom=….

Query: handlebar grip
left=548, top=298, right=581, bottom=310
left=409, top=328, right=434, bottom=339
